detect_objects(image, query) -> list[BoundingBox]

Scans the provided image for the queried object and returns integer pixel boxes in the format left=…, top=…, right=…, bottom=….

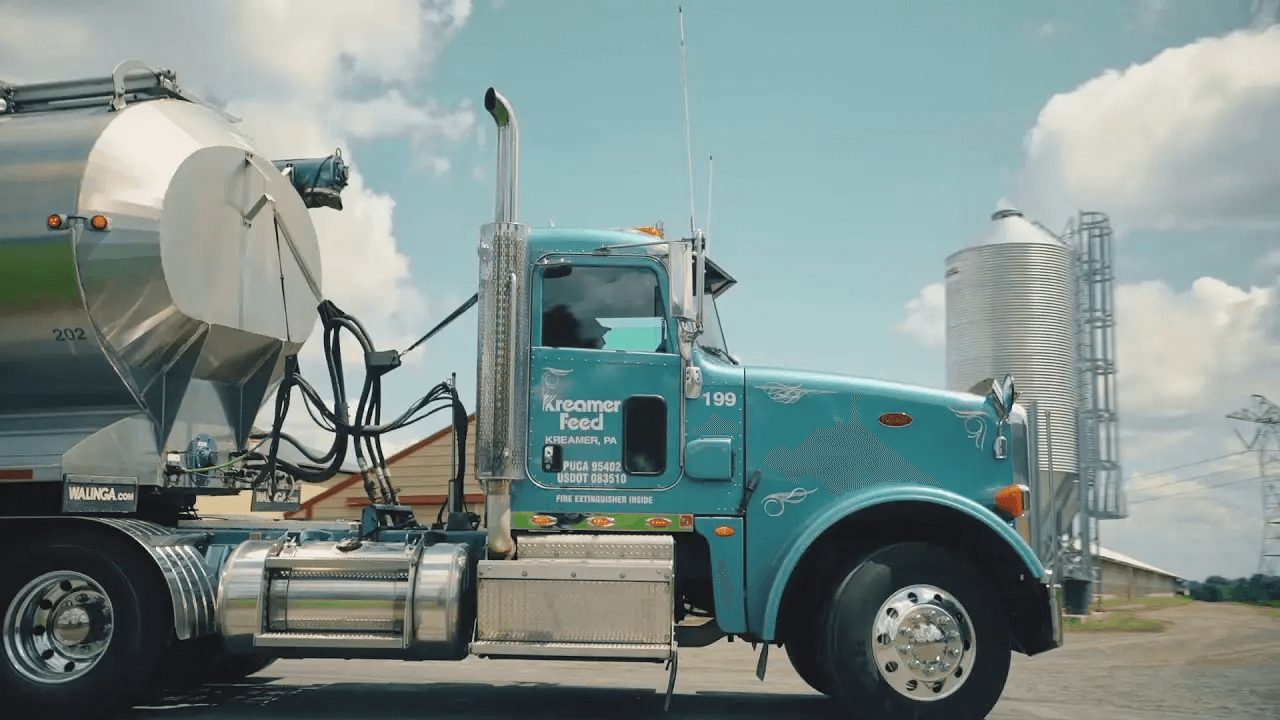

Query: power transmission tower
left=1227, top=395, right=1280, bottom=575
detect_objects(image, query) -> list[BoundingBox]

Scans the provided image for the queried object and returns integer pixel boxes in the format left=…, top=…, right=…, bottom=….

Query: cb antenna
left=679, top=6, right=697, bottom=237
left=706, top=154, right=714, bottom=240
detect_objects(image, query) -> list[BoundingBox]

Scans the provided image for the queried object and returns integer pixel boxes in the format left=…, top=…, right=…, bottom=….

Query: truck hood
left=741, top=365, right=1011, bottom=505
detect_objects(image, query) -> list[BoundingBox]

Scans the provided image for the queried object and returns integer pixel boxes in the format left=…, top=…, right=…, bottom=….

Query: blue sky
left=362, top=0, right=1264, bottom=388
left=3, top=0, right=1276, bottom=580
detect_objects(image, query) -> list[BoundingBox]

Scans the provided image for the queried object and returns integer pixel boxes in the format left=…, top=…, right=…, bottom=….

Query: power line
left=1126, top=451, right=1249, bottom=482
left=1127, top=460, right=1259, bottom=495
left=1128, top=474, right=1260, bottom=506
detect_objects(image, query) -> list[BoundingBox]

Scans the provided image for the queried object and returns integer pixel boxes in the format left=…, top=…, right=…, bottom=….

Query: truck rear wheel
left=822, top=542, right=1010, bottom=720
left=0, top=531, right=169, bottom=718
left=155, top=637, right=276, bottom=690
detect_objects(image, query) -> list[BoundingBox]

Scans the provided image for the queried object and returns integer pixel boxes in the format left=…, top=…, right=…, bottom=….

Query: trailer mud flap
left=63, top=475, right=139, bottom=513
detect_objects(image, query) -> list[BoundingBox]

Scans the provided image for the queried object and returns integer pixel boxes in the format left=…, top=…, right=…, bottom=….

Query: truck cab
left=468, top=219, right=1061, bottom=714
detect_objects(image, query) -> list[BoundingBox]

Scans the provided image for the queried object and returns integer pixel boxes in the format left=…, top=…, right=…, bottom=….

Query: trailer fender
left=756, top=486, right=1045, bottom=640
left=3, top=516, right=217, bottom=640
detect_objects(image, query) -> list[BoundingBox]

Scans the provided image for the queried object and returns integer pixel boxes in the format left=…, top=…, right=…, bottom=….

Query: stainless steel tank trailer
left=0, top=62, right=1061, bottom=719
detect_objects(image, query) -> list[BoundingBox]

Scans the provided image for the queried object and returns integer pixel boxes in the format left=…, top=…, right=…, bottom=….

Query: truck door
left=528, top=255, right=681, bottom=494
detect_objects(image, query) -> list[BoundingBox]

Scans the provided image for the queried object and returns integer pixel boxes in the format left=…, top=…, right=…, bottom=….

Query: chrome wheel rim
left=871, top=583, right=974, bottom=702
left=4, top=571, right=114, bottom=684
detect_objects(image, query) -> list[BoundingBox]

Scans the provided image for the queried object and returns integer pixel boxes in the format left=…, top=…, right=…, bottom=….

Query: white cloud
left=1116, top=277, right=1278, bottom=418
left=896, top=283, right=946, bottom=349
left=1011, top=26, right=1280, bottom=231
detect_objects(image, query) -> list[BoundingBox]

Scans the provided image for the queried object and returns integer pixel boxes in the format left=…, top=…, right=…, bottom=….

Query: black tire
left=782, top=563, right=845, bottom=696
left=0, top=529, right=170, bottom=719
left=785, top=620, right=831, bottom=695
left=823, top=542, right=1010, bottom=720
left=152, top=636, right=276, bottom=691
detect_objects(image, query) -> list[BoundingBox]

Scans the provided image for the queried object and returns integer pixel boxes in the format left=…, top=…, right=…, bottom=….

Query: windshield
left=699, top=294, right=733, bottom=362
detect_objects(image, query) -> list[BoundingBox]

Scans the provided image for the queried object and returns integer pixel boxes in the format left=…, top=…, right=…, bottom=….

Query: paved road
left=128, top=602, right=1280, bottom=719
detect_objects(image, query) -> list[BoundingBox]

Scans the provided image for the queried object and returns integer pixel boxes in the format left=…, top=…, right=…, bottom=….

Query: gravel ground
left=127, top=602, right=1280, bottom=719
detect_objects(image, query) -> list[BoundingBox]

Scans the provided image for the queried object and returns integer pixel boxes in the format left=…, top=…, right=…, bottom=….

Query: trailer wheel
left=822, top=542, right=1009, bottom=720
left=0, top=531, right=169, bottom=717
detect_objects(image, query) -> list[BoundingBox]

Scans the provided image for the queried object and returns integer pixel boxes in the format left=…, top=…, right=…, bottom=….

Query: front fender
left=754, top=485, right=1045, bottom=640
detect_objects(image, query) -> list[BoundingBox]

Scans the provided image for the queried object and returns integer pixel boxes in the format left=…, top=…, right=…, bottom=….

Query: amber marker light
left=89, top=214, right=110, bottom=231
left=530, top=514, right=557, bottom=527
left=46, top=214, right=63, bottom=230
left=994, top=484, right=1029, bottom=519
left=587, top=516, right=615, bottom=528
left=714, top=526, right=735, bottom=537
left=646, top=517, right=672, bottom=529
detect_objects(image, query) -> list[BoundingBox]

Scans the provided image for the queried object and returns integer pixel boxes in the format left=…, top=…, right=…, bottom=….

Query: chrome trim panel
left=516, top=533, right=674, bottom=560
left=88, top=517, right=217, bottom=641
left=470, top=640, right=671, bottom=660
left=478, top=559, right=671, bottom=583
left=475, top=535, right=675, bottom=649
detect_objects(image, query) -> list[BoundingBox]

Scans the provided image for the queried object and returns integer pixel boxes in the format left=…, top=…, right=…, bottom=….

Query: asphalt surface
left=127, top=602, right=1280, bottom=719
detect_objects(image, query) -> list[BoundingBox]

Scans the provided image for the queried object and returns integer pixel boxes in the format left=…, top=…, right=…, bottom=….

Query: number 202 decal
left=53, top=328, right=87, bottom=341
left=702, top=391, right=738, bottom=407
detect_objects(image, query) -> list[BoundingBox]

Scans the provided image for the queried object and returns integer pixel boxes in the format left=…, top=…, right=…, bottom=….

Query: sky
left=2, top=0, right=1277, bottom=581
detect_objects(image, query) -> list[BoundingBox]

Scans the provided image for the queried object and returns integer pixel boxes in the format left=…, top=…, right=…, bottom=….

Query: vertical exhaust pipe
left=476, top=87, right=529, bottom=559
left=486, top=88, right=519, bottom=223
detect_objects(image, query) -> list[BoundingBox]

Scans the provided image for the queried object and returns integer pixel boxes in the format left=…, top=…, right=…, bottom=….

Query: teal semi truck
left=0, top=63, right=1060, bottom=719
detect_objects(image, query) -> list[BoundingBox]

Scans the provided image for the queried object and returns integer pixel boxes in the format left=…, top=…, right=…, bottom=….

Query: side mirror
left=990, top=375, right=1018, bottom=423
left=668, top=240, right=695, bottom=322
left=969, top=375, right=1018, bottom=423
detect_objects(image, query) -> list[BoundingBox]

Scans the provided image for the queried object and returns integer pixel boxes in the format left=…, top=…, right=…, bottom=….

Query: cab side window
left=540, top=265, right=668, bottom=353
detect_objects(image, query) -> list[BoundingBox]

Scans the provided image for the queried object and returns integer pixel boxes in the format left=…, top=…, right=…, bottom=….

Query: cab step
left=470, top=640, right=671, bottom=661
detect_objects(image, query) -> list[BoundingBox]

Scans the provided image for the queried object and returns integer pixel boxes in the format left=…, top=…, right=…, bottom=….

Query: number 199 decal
left=702, top=391, right=738, bottom=407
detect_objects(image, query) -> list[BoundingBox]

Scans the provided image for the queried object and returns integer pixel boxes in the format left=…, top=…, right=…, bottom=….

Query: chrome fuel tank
left=0, top=96, right=320, bottom=486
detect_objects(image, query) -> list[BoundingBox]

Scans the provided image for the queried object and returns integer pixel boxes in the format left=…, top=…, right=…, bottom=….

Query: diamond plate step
left=470, top=640, right=671, bottom=660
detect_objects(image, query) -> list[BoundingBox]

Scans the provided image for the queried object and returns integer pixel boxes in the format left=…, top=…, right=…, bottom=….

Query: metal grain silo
left=946, top=209, right=1079, bottom=552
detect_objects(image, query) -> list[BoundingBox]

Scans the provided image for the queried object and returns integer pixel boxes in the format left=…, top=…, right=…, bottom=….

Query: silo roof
left=965, top=208, right=1065, bottom=247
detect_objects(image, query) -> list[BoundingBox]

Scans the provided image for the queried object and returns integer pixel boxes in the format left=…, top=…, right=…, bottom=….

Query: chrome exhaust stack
left=475, top=87, right=529, bottom=559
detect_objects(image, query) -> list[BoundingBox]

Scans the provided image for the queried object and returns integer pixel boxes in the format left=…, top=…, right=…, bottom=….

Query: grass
left=1063, top=611, right=1168, bottom=633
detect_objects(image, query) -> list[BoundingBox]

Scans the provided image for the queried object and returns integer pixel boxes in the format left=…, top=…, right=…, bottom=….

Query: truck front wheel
left=822, top=542, right=1010, bottom=720
left=0, top=531, right=169, bottom=717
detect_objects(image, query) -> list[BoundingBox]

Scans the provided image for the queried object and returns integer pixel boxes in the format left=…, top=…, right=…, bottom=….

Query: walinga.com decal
left=63, top=479, right=138, bottom=513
